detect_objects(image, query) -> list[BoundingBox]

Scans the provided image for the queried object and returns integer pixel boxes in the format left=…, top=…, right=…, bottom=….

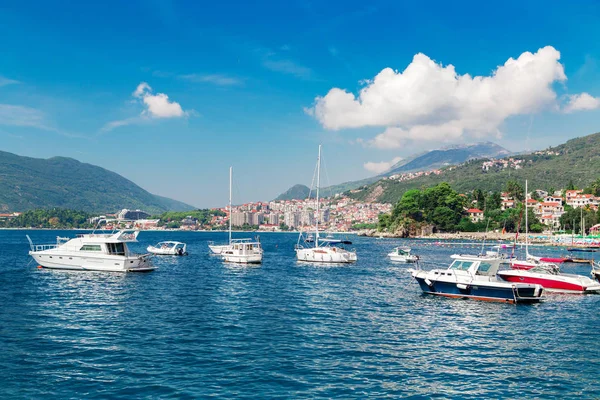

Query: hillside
left=0, top=151, right=196, bottom=213
left=295, top=142, right=510, bottom=197
left=275, top=184, right=311, bottom=201
left=385, top=142, right=510, bottom=175
left=349, top=132, right=600, bottom=204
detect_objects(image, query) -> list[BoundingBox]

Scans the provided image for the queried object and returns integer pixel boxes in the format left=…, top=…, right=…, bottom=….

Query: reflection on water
left=0, top=230, right=599, bottom=398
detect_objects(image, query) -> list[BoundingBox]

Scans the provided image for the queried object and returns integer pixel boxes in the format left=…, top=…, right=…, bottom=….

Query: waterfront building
left=117, top=209, right=150, bottom=221
left=231, top=212, right=246, bottom=227
left=467, top=208, right=484, bottom=223
left=284, top=212, right=301, bottom=228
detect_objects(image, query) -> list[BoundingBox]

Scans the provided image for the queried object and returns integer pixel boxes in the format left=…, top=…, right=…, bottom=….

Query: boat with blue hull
left=409, top=254, right=544, bottom=304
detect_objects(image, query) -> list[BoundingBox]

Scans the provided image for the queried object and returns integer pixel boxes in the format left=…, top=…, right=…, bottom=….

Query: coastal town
left=83, top=196, right=392, bottom=232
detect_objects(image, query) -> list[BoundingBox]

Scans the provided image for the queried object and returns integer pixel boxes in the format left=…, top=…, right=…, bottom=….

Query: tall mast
left=315, top=145, right=321, bottom=247
left=229, top=166, right=232, bottom=245
left=525, top=179, right=529, bottom=256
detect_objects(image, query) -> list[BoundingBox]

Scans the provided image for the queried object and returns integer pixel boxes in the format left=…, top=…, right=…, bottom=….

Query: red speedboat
left=498, top=264, right=600, bottom=294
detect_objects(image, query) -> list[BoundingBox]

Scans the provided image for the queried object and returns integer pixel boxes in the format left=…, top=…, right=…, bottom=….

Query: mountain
left=348, top=132, right=600, bottom=204
left=0, top=151, right=196, bottom=213
left=274, top=184, right=311, bottom=201
left=384, top=142, right=511, bottom=175
left=278, top=142, right=511, bottom=198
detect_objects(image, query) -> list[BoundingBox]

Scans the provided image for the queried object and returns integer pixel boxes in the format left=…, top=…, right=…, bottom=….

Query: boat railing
left=33, top=244, right=59, bottom=252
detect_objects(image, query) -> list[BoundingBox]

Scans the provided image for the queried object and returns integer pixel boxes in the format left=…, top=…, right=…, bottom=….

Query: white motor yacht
left=27, top=230, right=154, bottom=272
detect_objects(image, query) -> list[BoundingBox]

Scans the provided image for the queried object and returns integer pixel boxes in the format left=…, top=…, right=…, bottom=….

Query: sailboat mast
left=229, top=166, right=232, bottom=245
left=315, top=145, right=321, bottom=246
left=525, top=180, right=529, bottom=256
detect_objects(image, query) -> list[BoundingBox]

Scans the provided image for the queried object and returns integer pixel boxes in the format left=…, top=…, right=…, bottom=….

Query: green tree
left=505, top=180, right=524, bottom=201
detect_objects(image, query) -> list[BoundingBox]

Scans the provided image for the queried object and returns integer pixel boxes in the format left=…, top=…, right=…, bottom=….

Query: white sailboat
left=295, top=145, right=357, bottom=264
left=210, top=167, right=263, bottom=264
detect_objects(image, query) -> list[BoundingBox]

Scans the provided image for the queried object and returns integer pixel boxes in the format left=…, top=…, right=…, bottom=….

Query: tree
left=472, top=188, right=485, bottom=210
left=486, top=192, right=502, bottom=211
left=505, top=180, right=524, bottom=201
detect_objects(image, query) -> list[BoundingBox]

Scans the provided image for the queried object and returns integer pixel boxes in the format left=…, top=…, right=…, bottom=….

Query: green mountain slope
left=0, top=151, right=196, bottom=213
left=282, top=142, right=510, bottom=197
left=275, top=184, right=311, bottom=201
left=349, top=132, right=600, bottom=203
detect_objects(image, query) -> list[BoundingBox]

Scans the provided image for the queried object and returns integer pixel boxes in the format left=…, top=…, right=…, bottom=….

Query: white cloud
left=307, top=46, right=574, bottom=148
left=563, top=92, right=600, bottom=113
left=0, top=104, right=48, bottom=128
left=102, top=83, right=189, bottom=132
left=363, top=156, right=403, bottom=174
left=178, top=73, right=242, bottom=86
left=0, top=76, right=19, bottom=87
left=132, top=82, right=185, bottom=118
left=263, top=59, right=313, bottom=79
left=0, top=104, right=83, bottom=138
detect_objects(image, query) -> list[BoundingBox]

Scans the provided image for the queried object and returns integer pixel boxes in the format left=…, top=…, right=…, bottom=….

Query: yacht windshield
left=450, top=260, right=473, bottom=271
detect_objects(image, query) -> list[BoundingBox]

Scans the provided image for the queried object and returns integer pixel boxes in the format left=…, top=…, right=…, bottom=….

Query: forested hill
left=0, top=151, right=195, bottom=213
left=349, top=131, right=600, bottom=204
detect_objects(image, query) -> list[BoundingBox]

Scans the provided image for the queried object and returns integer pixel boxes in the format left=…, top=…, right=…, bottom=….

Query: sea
left=1, top=229, right=599, bottom=399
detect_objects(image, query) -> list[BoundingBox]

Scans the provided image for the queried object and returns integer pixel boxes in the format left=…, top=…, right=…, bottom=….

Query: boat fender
left=424, top=278, right=433, bottom=287
left=456, top=283, right=469, bottom=290
left=533, top=285, right=541, bottom=297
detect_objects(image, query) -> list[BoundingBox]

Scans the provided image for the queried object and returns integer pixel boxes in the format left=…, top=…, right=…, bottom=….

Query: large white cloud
left=308, top=46, right=577, bottom=148
left=133, top=82, right=185, bottom=118
left=563, top=92, right=600, bottom=113
left=363, top=156, right=403, bottom=174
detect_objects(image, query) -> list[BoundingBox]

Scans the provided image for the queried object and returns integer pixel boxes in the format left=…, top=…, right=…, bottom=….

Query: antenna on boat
left=229, top=166, right=233, bottom=245
left=525, top=179, right=529, bottom=258
left=315, top=144, right=321, bottom=248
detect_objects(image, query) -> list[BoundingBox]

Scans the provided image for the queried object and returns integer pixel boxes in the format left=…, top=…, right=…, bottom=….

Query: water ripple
left=1, top=230, right=599, bottom=398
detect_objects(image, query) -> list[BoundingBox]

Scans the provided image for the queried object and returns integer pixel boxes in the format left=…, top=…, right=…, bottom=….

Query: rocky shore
left=357, top=229, right=556, bottom=244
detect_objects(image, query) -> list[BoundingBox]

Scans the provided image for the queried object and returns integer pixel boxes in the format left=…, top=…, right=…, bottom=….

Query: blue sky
left=1, top=0, right=600, bottom=208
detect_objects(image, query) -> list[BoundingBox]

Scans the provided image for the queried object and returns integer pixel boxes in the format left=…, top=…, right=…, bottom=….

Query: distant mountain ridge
left=0, top=151, right=195, bottom=213
left=384, top=142, right=510, bottom=175
left=275, top=142, right=511, bottom=199
left=348, top=131, right=600, bottom=203
left=274, top=184, right=311, bottom=201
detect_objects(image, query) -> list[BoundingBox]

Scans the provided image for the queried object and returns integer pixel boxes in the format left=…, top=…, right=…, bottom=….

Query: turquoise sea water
left=1, top=230, right=599, bottom=399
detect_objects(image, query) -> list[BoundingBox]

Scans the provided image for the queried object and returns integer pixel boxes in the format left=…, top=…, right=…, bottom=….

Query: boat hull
left=222, top=254, right=262, bottom=264
left=498, top=270, right=600, bottom=294
left=388, top=254, right=418, bottom=263
left=30, top=253, right=154, bottom=272
left=208, top=244, right=228, bottom=254
left=413, top=276, right=542, bottom=303
left=296, top=248, right=357, bottom=263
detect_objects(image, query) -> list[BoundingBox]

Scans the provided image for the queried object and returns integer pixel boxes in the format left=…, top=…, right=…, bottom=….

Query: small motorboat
left=147, top=241, right=188, bottom=256
left=408, top=254, right=544, bottom=303
left=498, top=263, right=600, bottom=294
left=388, top=247, right=418, bottom=263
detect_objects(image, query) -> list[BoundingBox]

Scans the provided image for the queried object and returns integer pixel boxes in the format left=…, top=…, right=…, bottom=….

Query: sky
left=1, top=0, right=600, bottom=208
